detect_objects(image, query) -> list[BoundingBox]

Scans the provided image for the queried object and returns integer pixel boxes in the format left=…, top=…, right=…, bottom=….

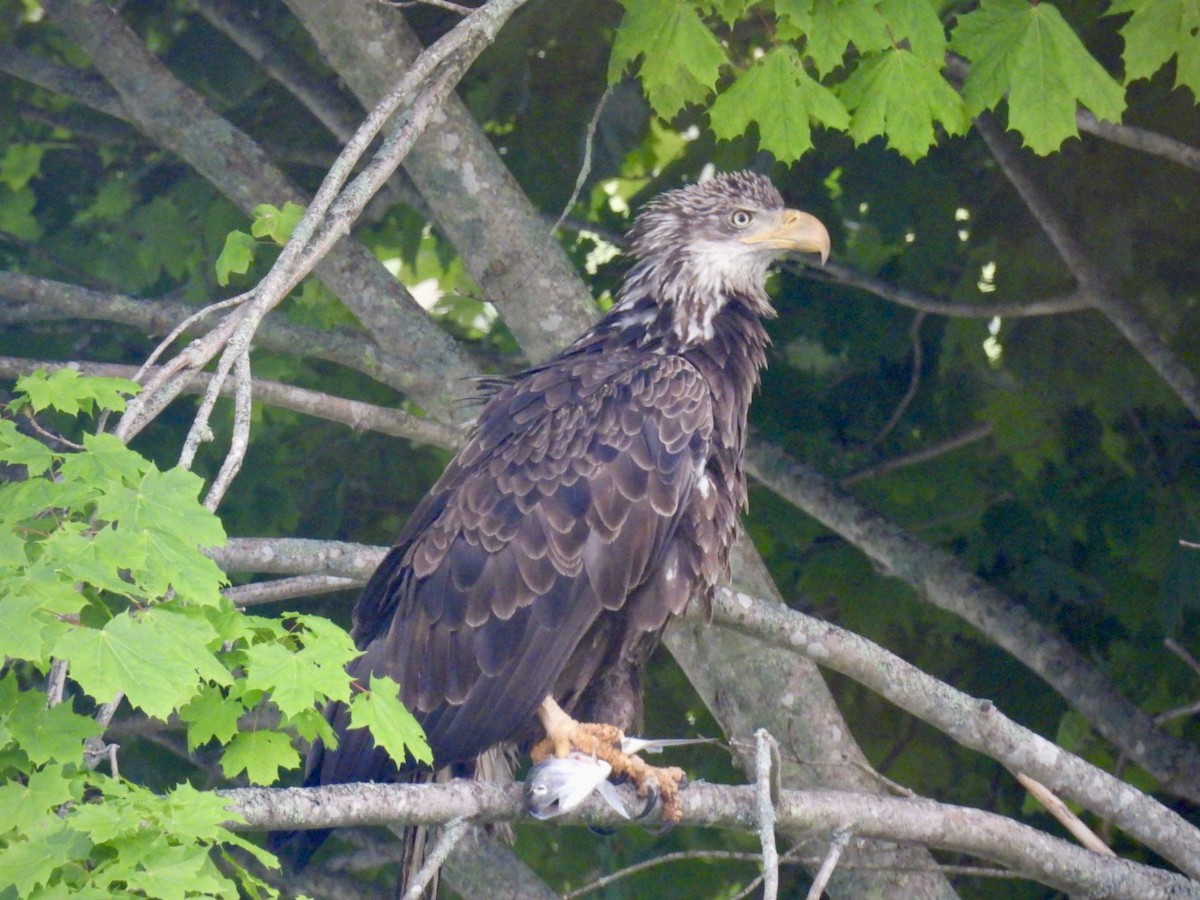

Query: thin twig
left=201, top=349, right=253, bottom=510
left=754, top=728, right=780, bottom=900
left=400, top=817, right=469, bottom=900
left=840, top=423, right=993, bottom=487
left=1166, top=638, right=1200, bottom=679
left=222, top=575, right=360, bottom=607
left=1015, top=772, right=1114, bottom=856
left=806, top=827, right=852, bottom=900
left=382, top=0, right=477, bottom=14
left=562, top=851, right=767, bottom=899
left=810, top=261, right=1093, bottom=319
left=549, top=83, right=613, bottom=239
left=0, top=355, right=463, bottom=453
left=871, top=311, right=925, bottom=446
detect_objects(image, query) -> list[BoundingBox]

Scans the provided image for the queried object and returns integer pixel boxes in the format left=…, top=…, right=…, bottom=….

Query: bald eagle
left=274, top=171, right=829, bottom=870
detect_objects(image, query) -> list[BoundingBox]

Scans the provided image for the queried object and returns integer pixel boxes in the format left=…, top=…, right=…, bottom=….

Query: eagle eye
left=729, top=209, right=753, bottom=229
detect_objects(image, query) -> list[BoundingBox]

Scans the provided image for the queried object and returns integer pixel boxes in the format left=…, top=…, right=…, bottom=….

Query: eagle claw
left=533, top=698, right=686, bottom=824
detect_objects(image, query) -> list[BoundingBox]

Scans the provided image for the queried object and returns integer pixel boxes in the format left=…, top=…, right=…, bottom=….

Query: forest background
left=1, top=0, right=1200, bottom=897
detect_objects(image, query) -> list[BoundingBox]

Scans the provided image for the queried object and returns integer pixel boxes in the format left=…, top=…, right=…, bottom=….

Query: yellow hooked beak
left=738, top=209, right=831, bottom=264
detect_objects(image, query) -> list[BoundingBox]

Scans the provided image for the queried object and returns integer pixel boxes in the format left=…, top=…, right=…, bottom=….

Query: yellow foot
left=531, top=698, right=687, bottom=824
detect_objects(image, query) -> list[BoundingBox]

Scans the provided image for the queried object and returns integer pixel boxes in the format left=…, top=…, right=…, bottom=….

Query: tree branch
left=977, top=114, right=1200, bottom=422
left=38, top=0, right=478, bottom=421
left=285, top=0, right=598, bottom=365
left=744, top=437, right=1200, bottom=805
left=219, top=780, right=1200, bottom=899
left=704, top=585, right=1200, bottom=878
left=812, top=261, right=1094, bottom=319
left=0, top=272, right=449, bottom=399
left=840, top=423, right=994, bottom=487
left=1077, top=110, right=1200, bottom=173
left=209, top=535, right=1200, bottom=880
left=0, top=355, right=463, bottom=452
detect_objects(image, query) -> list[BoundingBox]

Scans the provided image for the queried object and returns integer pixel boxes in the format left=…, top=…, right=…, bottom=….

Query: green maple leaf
left=805, top=0, right=891, bottom=76
left=59, top=433, right=151, bottom=489
left=129, top=841, right=217, bottom=898
left=0, top=818, right=88, bottom=896
left=710, top=47, right=848, bottom=162
left=0, top=766, right=81, bottom=834
left=1109, top=0, right=1200, bottom=98
left=879, top=0, right=947, bottom=63
left=241, top=641, right=324, bottom=717
left=609, top=0, right=728, bottom=116
left=94, top=466, right=225, bottom=547
left=215, top=229, right=256, bottom=286
left=0, top=145, right=43, bottom=192
left=952, top=0, right=1126, bottom=154
left=1, top=681, right=102, bottom=765
left=179, top=685, right=244, bottom=750
left=251, top=201, right=306, bottom=246
left=0, top=578, right=88, bottom=666
left=14, top=369, right=139, bottom=416
left=840, top=48, right=968, bottom=160
left=132, top=528, right=228, bottom=605
left=0, top=418, right=56, bottom=476
left=348, top=675, right=432, bottom=768
left=698, top=0, right=750, bottom=25
left=54, top=607, right=220, bottom=718
left=220, top=730, right=298, bottom=784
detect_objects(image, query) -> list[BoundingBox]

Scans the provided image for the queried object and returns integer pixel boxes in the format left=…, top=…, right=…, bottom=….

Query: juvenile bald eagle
left=275, top=171, right=829, bottom=869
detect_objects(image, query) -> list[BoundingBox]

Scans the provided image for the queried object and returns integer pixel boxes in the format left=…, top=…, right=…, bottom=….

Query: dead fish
left=526, top=751, right=628, bottom=820
left=525, top=737, right=716, bottom=819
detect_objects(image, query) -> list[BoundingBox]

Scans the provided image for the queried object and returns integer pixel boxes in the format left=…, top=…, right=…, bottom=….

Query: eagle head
left=620, top=171, right=830, bottom=344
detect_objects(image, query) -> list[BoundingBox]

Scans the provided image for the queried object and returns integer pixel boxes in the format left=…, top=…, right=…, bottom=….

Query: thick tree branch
left=220, top=781, right=1200, bottom=899
left=744, top=438, right=1200, bottom=805
left=210, top=536, right=1200, bottom=879
left=704, top=585, right=1200, bottom=878
left=285, top=0, right=597, bottom=365
left=38, top=0, right=478, bottom=420
left=193, top=0, right=362, bottom=141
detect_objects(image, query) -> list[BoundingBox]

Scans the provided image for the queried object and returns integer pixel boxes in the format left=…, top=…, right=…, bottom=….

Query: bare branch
left=1015, top=773, right=1113, bottom=857
left=399, top=817, right=468, bottom=900
left=806, top=828, right=852, bottom=900
left=0, top=356, right=463, bottom=453
left=0, top=273, right=446, bottom=399
left=977, top=114, right=1200, bottom=422
left=193, top=0, right=361, bottom=141
left=382, top=0, right=477, bottom=13
left=705, top=584, right=1200, bottom=878
left=744, top=436, right=1200, bottom=808
left=813, top=261, right=1093, bottom=319
left=39, top=0, right=479, bottom=423
left=287, top=0, right=597, bottom=364
left=223, top=575, right=359, bottom=607
left=220, top=780, right=1200, bottom=899
left=1077, top=110, right=1200, bottom=173
left=755, top=729, right=780, bottom=900
left=840, top=423, right=993, bottom=487
left=207, top=534, right=1200, bottom=879
left=0, top=43, right=127, bottom=119
left=871, top=311, right=925, bottom=446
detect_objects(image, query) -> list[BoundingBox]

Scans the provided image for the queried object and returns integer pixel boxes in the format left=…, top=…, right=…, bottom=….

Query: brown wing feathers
left=322, top=352, right=712, bottom=778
